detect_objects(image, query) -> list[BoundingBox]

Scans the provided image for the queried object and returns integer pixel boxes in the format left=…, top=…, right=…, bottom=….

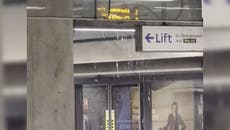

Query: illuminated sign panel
left=105, top=110, right=109, bottom=130
left=111, top=110, right=115, bottom=130
left=105, top=110, right=115, bottom=130
left=97, top=7, right=139, bottom=20
left=136, top=26, right=203, bottom=51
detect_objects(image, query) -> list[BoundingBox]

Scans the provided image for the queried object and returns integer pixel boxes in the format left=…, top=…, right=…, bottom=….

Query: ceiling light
left=26, top=6, right=46, bottom=10
left=73, top=28, right=135, bottom=32
left=2, top=87, right=26, bottom=97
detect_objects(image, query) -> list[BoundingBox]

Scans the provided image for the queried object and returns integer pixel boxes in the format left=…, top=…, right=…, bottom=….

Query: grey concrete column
left=0, top=61, right=5, bottom=130
left=0, top=1, right=6, bottom=129
left=27, top=0, right=74, bottom=130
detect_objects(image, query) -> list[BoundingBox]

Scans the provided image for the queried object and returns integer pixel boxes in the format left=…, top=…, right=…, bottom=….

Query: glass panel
left=73, top=0, right=97, bottom=18
left=82, top=85, right=108, bottom=130
left=112, top=85, right=141, bottom=130
left=108, top=0, right=201, bottom=21
left=151, top=79, right=203, bottom=130
left=73, top=28, right=135, bottom=45
left=73, top=0, right=202, bottom=21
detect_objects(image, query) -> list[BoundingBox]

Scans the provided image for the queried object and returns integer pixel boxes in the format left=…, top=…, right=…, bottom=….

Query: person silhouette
left=163, top=102, right=186, bottom=130
left=83, top=98, right=92, bottom=130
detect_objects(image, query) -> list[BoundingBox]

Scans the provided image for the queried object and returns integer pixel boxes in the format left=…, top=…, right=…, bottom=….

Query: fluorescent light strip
left=154, top=7, right=201, bottom=10
left=74, top=68, right=202, bottom=77
left=26, top=6, right=46, bottom=10
left=2, top=87, right=27, bottom=97
left=73, top=28, right=135, bottom=32
left=175, top=88, right=204, bottom=92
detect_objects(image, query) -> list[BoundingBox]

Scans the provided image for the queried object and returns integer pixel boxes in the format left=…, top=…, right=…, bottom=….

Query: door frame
left=75, top=83, right=143, bottom=130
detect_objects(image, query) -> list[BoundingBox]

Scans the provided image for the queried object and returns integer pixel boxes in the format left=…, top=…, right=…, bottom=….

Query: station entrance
left=73, top=20, right=203, bottom=130
left=76, top=83, right=140, bottom=130
left=75, top=70, right=203, bottom=130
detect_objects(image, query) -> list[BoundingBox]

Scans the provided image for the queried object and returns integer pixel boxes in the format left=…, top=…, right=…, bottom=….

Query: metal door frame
left=75, top=82, right=143, bottom=130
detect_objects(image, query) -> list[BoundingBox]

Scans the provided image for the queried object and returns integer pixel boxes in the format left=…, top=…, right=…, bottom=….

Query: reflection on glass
left=163, top=102, right=186, bottom=130
left=73, top=0, right=202, bottom=21
left=109, top=0, right=202, bottom=21
left=82, top=85, right=108, bottom=130
left=151, top=80, right=203, bottom=130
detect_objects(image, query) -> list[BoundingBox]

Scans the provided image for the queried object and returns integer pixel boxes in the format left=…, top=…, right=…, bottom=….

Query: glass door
left=111, top=84, right=141, bottom=130
left=76, top=84, right=109, bottom=130
left=76, top=84, right=141, bottom=130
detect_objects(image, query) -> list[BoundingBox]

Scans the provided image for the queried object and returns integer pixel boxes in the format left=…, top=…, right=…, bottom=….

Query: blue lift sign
left=137, top=26, right=203, bottom=51
left=145, top=33, right=173, bottom=44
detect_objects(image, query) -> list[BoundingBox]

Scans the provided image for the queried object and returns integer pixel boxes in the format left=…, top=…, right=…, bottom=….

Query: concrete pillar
left=27, top=0, right=74, bottom=130
left=0, top=59, right=5, bottom=130
left=0, top=1, right=6, bottom=129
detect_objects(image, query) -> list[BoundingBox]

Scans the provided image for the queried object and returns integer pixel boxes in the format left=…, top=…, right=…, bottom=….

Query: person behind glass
left=83, top=98, right=91, bottom=130
left=163, top=102, right=186, bottom=130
